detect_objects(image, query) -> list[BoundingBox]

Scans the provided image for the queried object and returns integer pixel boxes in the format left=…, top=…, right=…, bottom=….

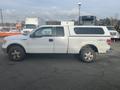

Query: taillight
left=107, top=39, right=112, bottom=45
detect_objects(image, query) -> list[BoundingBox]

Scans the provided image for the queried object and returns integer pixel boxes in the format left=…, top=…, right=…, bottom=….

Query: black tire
left=79, top=47, right=96, bottom=63
left=8, top=45, right=26, bottom=61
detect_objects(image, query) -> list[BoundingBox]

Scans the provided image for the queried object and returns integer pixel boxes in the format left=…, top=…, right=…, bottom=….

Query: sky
left=0, top=0, right=120, bottom=23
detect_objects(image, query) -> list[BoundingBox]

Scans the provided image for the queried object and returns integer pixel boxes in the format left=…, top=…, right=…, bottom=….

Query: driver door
left=27, top=27, right=54, bottom=53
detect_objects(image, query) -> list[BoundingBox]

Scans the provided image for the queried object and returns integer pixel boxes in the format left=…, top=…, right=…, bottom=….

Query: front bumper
left=2, top=47, right=7, bottom=53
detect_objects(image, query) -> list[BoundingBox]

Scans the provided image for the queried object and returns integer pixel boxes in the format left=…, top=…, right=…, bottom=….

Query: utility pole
left=78, top=2, right=81, bottom=25
left=0, top=9, right=4, bottom=27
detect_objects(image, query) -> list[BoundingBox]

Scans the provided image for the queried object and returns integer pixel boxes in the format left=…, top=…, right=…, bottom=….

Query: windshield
left=25, top=24, right=36, bottom=29
left=107, top=26, right=116, bottom=31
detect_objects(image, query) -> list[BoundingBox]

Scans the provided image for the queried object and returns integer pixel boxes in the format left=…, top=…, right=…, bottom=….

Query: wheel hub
left=11, top=50, right=21, bottom=60
left=84, top=52, right=94, bottom=61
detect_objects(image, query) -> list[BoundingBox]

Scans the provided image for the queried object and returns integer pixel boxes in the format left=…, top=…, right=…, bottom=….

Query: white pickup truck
left=2, top=25, right=112, bottom=63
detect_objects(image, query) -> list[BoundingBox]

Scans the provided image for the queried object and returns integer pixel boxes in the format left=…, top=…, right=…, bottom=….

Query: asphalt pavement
left=0, top=38, right=120, bottom=90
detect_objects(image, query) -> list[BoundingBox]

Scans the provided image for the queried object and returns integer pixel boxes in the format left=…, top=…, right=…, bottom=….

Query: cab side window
left=54, top=27, right=64, bottom=37
left=34, top=27, right=53, bottom=37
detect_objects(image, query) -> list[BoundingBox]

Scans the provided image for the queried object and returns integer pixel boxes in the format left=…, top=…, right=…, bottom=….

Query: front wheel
left=79, top=47, right=96, bottom=63
left=8, top=45, right=26, bottom=61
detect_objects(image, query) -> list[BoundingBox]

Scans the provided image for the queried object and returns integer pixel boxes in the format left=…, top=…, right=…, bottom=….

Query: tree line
left=99, top=17, right=120, bottom=33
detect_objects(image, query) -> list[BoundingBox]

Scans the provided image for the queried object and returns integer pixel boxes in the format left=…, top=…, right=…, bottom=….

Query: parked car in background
left=107, top=26, right=120, bottom=40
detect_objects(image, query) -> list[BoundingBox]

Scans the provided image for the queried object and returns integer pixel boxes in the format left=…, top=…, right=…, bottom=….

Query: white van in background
left=21, top=18, right=39, bottom=34
left=107, top=26, right=120, bottom=40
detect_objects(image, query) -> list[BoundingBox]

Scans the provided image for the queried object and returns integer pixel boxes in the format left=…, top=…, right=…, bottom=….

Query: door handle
left=49, top=39, right=53, bottom=42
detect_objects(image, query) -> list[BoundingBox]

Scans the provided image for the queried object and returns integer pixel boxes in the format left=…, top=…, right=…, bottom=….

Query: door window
left=33, top=27, right=64, bottom=37
left=34, top=27, right=53, bottom=37
left=55, top=27, right=64, bottom=37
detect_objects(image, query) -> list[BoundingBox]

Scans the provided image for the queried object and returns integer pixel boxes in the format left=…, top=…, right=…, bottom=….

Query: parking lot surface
left=0, top=38, right=120, bottom=90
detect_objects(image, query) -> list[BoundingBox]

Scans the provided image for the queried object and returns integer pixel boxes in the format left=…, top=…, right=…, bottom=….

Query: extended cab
left=2, top=25, right=112, bottom=63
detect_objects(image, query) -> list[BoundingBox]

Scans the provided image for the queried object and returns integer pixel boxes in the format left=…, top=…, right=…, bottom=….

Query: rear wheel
left=8, top=45, right=25, bottom=61
left=79, top=47, right=96, bottom=63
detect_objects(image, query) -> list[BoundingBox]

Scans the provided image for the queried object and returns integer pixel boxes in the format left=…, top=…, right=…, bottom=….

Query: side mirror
left=30, top=34, right=43, bottom=38
left=30, top=34, right=35, bottom=38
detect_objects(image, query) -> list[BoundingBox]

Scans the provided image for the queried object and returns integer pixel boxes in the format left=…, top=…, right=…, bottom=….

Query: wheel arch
left=7, top=43, right=26, bottom=53
left=80, top=44, right=99, bottom=53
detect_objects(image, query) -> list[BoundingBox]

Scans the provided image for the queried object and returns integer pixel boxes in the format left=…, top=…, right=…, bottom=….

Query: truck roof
left=39, top=25, right=107, bottom=28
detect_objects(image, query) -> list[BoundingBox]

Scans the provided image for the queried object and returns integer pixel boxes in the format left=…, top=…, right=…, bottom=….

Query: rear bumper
left=106, top=48, right=113, bottom=54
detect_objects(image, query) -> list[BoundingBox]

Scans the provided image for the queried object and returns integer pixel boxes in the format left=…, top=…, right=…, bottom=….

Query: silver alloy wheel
left=84, top=51, right=94, bottom=61
left=11, top=50, right=21, bottom=60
